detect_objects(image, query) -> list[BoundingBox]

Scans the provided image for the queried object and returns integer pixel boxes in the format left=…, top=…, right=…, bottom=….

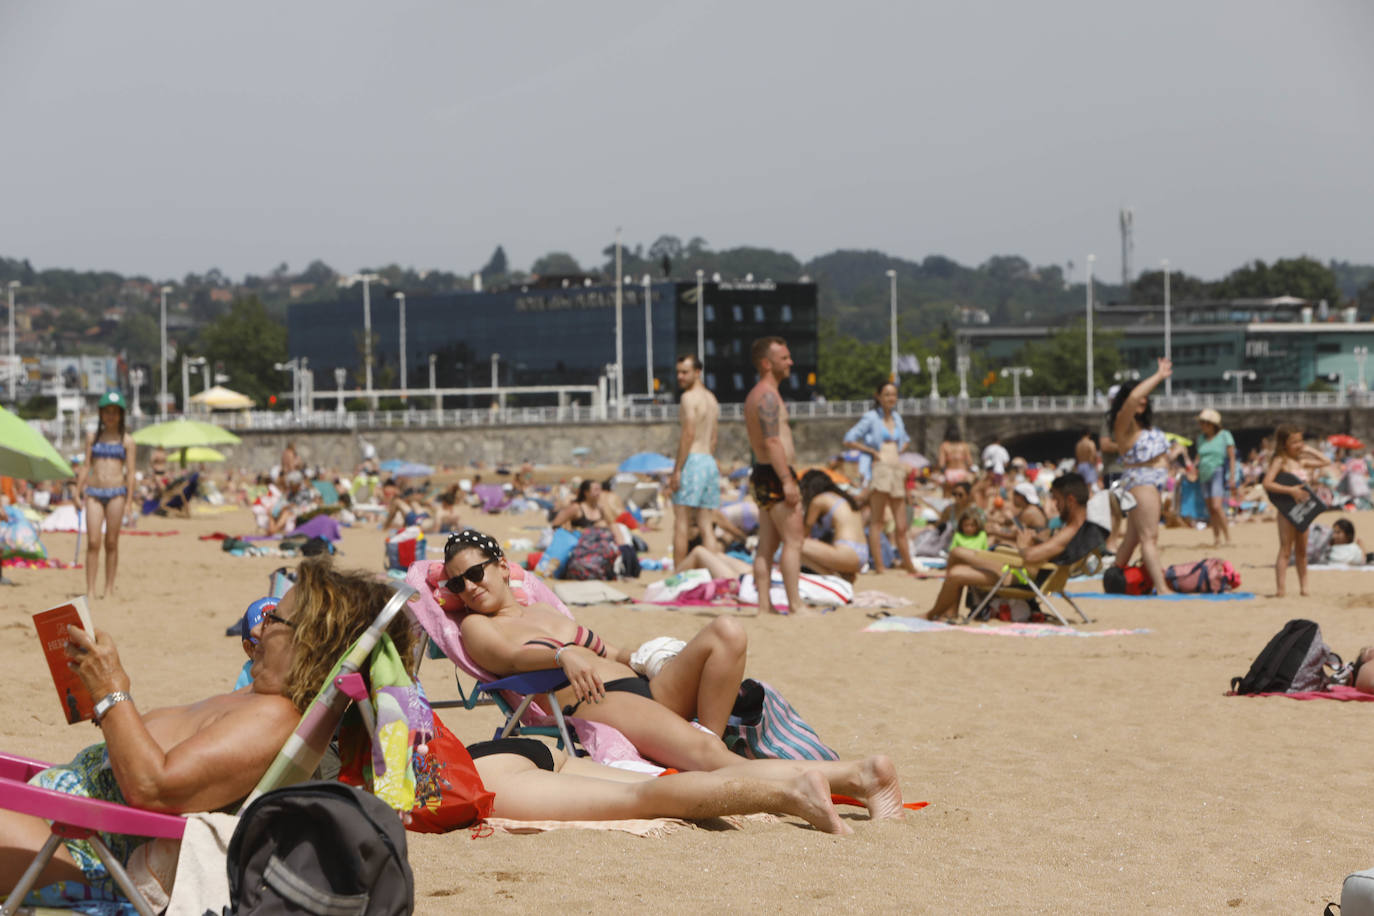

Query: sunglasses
left=445, top=557, right=498, bottom=593
left=263, top=611, right=296, bottom=631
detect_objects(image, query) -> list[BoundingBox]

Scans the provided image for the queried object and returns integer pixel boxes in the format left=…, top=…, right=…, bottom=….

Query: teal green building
left=957, top=297, right=1374, bottom=394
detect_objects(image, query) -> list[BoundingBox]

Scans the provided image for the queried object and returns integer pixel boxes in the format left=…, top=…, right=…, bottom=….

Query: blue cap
left=241, top=596, right=279, bottom=643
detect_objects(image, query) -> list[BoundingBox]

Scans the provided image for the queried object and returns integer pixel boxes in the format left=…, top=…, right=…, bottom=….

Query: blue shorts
left=673, top=453, right=720, bottom=509
left=1203, top=468, right=1226, bottom=500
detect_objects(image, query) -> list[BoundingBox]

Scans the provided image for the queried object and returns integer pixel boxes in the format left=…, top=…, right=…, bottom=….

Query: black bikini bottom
left=466, top=737, right=555, bottom=772
left=562, top=675, right=653, bottom=717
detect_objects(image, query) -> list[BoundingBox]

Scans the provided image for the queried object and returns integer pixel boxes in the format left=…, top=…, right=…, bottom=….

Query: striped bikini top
left=91, top=440, right=126, bottom=461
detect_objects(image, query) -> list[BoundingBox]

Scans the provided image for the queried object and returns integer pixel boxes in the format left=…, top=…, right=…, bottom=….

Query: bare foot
left=785, top=771, right=852, bottom=835
left=858, top=755, right=904, bottom=821
left=1300, top=589, right=1310, bottom=597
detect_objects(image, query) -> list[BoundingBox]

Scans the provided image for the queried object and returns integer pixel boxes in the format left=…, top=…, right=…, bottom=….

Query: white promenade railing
left=77, top=388, right=1358, bottom=435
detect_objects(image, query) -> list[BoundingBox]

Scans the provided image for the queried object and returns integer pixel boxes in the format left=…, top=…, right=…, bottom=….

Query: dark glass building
left=288, top=280, right=818, bottom=405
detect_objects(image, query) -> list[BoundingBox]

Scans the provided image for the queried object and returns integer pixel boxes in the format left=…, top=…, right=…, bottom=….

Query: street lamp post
left=1354, top=346, right=1368, bottom=395
left=1223, top=369, right=1256, bottom=395
left=429, top=353, right=440, bottom=422
left=334, top=367, right=347, bottom=418
left=1001, top=366, right=1033, bottom=408
left=181, top=356, right=206, bottom=416
left=159, top=285, right=172, bottom=419
left=490, top=352, right=500, bottom=411
left=886, top=269, right=898, bottom=386
left=1085, top=254, right=1096, bottom=403
left=695, top=269, right=705, bottom=369
left=614, top=229, right=624, bottom=416
left=128, top=367, right=145, bottom=418
left=643, top=274, right=654, bottom=397
left=348, top=273, right=380, bottom=408
left=1162, top=259, right=1172, bottom=397
left=6, top=280, right=18, bottom=402
left=274, top=359, right=299, bottom=418
left=956, top=354, right=970, bottom=403
left=926, top=355, right=942, bottom=402
left=394, top=292, right=407, bottom=400
left=299, top=357, right=311, bottom=415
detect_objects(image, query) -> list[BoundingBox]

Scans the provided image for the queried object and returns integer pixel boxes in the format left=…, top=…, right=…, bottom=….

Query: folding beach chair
left=1, top=585, right=417, bottom=916
left=962, top=523, right=1108, bottom=627
left=311, top=478, right=342, bottom=507
left=420, top=633, right=580, bottom=755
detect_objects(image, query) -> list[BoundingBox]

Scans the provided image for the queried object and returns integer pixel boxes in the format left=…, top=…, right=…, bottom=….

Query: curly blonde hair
left=284, top=558, right=419, bottom=711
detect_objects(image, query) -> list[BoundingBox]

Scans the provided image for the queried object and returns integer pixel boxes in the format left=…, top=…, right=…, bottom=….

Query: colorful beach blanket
left=1, top=556, right=79, bottom=570
left=1066, top=591, right=1255, bottom=601
left=863, top=617, right=1150, bottom=638
left=1230, top=685, right=1374, bottom=702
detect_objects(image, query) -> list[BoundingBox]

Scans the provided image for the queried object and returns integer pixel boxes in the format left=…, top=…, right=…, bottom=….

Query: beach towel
left=863, top=617, right=1150, bottom=637
left=402, top=560, right=655, bottom=770
left=1229, top=685, right=1374, bottom=701
left=738, top=571, right=853, bottom=608
left=553, top=580, right=632, bottom=605
left=472, top=483, right=511, bottom=513
left=483, top=813, right=781, bottom=838
left=1066, top=591, right=1255, bottom=601
left=292, top=513, right=343, bottom=542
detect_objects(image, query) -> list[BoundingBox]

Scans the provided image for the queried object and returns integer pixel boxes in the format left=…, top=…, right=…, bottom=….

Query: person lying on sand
left=1, top=559, right=417, bottom=906
left=444, top=529, right=902, bottom=789
left=468, top=736, right=903, bottom=834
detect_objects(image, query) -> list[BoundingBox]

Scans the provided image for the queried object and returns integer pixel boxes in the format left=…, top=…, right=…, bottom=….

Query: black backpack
left=226, top=781, right=413, bottom=915
left=1230, top=618, right=1341, bottom=695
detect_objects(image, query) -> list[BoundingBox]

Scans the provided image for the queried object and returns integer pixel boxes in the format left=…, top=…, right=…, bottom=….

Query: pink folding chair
left=0, top=752, right=184, bottom=916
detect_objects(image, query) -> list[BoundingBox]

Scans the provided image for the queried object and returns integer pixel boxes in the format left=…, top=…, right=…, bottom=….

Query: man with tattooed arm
left=744, top=336, right=803, bottom=614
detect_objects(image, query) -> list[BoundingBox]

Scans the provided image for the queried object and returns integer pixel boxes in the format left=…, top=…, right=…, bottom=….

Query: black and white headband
left=445, top=528, right=503, bottom=561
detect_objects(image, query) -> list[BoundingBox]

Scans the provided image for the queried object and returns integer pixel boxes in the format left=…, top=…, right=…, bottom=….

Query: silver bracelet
left=92, top=691, right=132, bottom=727
left=554, top=646, right=566, bottom=667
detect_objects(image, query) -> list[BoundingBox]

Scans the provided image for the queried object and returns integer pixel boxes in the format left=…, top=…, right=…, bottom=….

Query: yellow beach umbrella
left=189, top=385, right=254, bottom=410
left=173, top=446, right=226, bottom=466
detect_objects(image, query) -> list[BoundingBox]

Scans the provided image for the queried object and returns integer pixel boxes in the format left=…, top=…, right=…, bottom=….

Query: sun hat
left=97, top=391, right=127, bottom=410
left=1013, top=482, right=1041, bottom=506
left=1197, top=408, right=1222, bottom=426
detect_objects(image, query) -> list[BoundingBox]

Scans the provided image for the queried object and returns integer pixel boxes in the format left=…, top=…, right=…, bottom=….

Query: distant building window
left=1318, top=343, right=1341, bottom=353
left=705, top=339, right=716, bottom=356
left=754, top=305, right=766, bottom=322
left=781, top=305, right=793, bottom=322
left=788, top=374, right=799, bottom=390
left=732, top=305, right=743, bottom=322
left=705, top=372, right=717, bottom=389
left=705, top=305, right=715, bottom=321
left=732, top=373, right=745, bottom=390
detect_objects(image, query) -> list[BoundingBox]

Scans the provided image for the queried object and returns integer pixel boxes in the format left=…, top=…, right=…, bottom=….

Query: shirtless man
left=923, top=472, right=1097, bottom=620
left=667, top=355, right=722, bottom=567
left=0, top=561, right=409, bottom=901
left=744, top=336, right=803, bottom=614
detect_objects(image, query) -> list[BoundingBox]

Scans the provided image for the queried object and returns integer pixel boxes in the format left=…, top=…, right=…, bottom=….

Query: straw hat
left=1197, top=408, right=1222, bottom=426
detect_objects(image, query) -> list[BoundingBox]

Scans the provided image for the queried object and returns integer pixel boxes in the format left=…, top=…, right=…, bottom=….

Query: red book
left=33, top=596, right=95, bottom=724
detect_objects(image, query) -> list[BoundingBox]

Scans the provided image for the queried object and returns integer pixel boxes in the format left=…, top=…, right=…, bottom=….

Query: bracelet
left=92, top=691, right=132, bottom=727
left=554, top=647, right=566, bottom=667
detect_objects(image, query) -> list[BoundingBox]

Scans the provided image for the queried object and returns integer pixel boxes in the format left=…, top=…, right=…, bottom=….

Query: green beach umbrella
left=173, top=446, right=226, bottom=466
left=132, top=418, right=240, bottom=465
left=0, top=406, right=74, bottom=481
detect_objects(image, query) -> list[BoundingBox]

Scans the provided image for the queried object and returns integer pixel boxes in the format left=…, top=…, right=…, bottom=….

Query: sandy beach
left=2, top=501, right=1369, bottom=913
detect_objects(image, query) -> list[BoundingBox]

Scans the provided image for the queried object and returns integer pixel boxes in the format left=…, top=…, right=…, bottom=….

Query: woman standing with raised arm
left=74, top=392, right=136, bottom=598
left=1107, top=358, right=1173, bottom=594
left=843, top=382, right=916, bottom=573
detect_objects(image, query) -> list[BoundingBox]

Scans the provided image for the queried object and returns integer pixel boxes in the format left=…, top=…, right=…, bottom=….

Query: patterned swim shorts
left=673, top=453, right=721, bottom=509
left=26, top=744, right=144, bottom=904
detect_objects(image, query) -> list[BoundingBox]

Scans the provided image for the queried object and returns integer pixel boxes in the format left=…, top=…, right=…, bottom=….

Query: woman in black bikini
left=549, top=479, right=607, bottom=530
left=445, top=530, right=903, bottom=810
left=74, top=392, right=136, bottom=598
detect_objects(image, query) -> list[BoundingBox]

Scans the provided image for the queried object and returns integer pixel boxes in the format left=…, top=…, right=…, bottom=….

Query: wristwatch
left=92, top=691, right=132, bottom=727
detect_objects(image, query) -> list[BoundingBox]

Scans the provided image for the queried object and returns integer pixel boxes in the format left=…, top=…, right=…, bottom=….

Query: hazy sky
left=3, top=1, right=1371, bottom=285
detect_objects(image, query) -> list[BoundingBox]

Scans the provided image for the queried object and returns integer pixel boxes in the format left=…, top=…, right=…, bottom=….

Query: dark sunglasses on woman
left=446, top=557, right=497, bottom=593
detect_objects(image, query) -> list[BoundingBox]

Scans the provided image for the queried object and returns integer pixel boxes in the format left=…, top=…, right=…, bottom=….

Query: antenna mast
left=1119, top=208, right=1134, bottom=292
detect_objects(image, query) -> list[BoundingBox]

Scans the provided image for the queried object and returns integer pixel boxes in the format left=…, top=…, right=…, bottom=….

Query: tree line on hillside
left=2, top=244, right=1372, bottom=416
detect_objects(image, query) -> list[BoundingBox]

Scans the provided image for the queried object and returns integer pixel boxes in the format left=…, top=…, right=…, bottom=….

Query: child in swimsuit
left=75, top=391, right=136, bottom=598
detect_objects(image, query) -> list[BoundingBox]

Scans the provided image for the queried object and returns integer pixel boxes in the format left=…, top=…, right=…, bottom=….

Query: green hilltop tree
left=1016, top=322, right=1124, bottom=397
left=195, top=295, right=287, bottom=407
